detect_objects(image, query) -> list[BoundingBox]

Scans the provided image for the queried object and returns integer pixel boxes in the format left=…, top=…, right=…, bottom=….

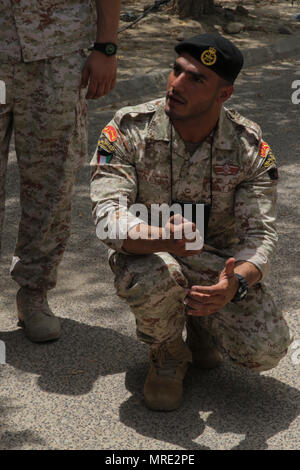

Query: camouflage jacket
left=90, top=98, right=279, bottom=280
left=0, top=0, right=96, bottom=63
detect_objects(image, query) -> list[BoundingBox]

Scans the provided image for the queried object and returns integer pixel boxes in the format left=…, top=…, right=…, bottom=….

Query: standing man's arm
left=81, top=0, right=121, bottom=99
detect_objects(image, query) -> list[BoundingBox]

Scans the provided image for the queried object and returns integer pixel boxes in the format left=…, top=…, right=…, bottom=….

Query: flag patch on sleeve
left=97, top=136, right=115, bottom=165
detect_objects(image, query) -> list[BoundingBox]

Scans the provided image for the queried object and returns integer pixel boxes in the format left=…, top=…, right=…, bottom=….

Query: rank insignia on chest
left=214, top=163, right=239, bottom=175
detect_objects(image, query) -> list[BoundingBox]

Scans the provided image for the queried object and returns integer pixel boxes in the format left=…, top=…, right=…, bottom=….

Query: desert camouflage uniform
left=90, top=98, right=291, bottom=371
left=0, top=0, right=96, bottom=289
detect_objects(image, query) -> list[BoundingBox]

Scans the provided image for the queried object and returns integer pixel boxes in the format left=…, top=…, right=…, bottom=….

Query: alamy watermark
left=0, top=80, right=6, bottom=105
left=0, top=340, right=6, bottom=365
left=95, top=196, right=205, bottom=250
left=291, top=339, right=300, bottom=365
left=291, top=80, right=300, bottom=104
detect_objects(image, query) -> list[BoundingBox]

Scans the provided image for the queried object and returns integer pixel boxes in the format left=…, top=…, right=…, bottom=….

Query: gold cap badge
left=201, top=47, right=217, bottom=66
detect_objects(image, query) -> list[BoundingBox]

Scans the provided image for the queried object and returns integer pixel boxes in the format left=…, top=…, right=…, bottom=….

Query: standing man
left=90, top=33, right=291, bottom=411
left=0, top=1, right=121, bottom=342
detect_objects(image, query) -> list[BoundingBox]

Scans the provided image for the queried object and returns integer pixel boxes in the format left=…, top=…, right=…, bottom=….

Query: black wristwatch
left=93, top=42, right=118, bottom=56
left=231, top=273, right=248, bottom=303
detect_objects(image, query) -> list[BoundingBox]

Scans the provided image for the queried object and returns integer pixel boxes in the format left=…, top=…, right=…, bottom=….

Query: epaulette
left=114, top=98, right=163, bottom=127
left=225, top=108, right=262, bottom=142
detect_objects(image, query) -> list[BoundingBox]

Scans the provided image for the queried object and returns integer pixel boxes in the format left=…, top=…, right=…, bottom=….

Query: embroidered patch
left=102, top=125, right=118, bottom=142
left=214, top=163, right=239, bottom=175
left=98, top=136, right=115, bottom=154
left=201, top=47, right=217, bottom=66
left=263, top=149, right=276, bottom=168
left=259, top=141, right=271, bottom=158
left=97, top=152, right=113, bottom=165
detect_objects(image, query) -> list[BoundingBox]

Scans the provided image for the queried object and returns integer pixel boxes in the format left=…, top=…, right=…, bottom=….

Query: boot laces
left=151, top=343, right=183, bottom=378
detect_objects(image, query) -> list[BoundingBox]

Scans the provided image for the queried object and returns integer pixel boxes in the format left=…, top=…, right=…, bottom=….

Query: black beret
left=175, top=33, right=244, bottom=84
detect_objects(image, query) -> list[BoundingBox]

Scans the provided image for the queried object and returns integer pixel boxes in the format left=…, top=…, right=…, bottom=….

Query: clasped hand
left=164, top=214, right=203, bottom=257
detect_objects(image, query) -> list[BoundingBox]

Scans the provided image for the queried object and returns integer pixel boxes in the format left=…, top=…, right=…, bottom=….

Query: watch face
left=105, top=44, right=116, bottom=56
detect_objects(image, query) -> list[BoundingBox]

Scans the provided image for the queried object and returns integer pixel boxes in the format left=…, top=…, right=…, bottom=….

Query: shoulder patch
left=97, top=135, right=115, bottom=165
left=263, top=149, right=276, bottom=169
left=259, top=141, right=270, bottom=158
left=259, top=141, right=277, bottom=169
left=102, top=125, right=118, bottom=142
left=98, top=136, right=115, bottom=154
left=113, top=98, right=163, bottom=127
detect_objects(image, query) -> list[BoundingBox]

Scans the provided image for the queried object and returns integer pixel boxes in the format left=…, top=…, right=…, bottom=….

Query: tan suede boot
left=17, top=287, right=61, bottom=343
left=144, top=337, right=192, bottom=411
left=186, top=317, right=223, bottom=369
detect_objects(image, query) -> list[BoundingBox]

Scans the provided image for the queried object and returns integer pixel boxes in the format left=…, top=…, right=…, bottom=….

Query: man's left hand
left=80, top=50, right=117, bottom=99
left=184, top=257, right=239, bottom=316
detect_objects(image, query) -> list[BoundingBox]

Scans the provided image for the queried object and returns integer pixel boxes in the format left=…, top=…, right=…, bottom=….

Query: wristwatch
left=231, top=273, right=248, bottom=302
left=93, top=42, right=118, bottom=56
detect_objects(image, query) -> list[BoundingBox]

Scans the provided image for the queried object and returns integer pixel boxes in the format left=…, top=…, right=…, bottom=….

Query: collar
left=146, top=99, right=237, bottom=152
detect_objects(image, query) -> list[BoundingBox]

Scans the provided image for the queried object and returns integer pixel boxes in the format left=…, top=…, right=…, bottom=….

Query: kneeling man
left=90, top=33, right=291, bottom=411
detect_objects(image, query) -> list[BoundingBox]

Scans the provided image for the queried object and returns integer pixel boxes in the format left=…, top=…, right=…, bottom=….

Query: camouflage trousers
left=110, top=250, right=292, bottom=371
left=0, top=51, right=88, bottom=290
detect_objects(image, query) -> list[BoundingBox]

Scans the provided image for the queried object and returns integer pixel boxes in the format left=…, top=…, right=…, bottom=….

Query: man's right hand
left=123, top=214, right=203, bottom=256
left=164, top=214, right=203, bottom=257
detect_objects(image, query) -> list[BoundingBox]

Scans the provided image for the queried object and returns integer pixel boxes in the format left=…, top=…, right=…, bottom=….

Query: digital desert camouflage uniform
left=90, top=98, right=292, bottom=371
left=0, top=0, right=96, bottom=289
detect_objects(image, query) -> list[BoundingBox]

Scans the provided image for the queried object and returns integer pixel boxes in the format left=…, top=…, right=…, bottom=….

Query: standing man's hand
left=80, top=50, right=117, bottom=99
left=81, top=0, right=121, bottom=100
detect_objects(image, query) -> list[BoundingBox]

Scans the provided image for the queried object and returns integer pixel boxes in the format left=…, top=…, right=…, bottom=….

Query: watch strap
left=93, top=42, right=118, bottom=56
left=232, top=273, right=248, bottom=303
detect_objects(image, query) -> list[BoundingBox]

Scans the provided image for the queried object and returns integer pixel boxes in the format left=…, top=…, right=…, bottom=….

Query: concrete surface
left=0, top=42, right=299, bottom=450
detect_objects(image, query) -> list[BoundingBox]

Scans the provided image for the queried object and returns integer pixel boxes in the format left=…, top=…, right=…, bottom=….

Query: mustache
left=166, top=89, right=186, bottom=104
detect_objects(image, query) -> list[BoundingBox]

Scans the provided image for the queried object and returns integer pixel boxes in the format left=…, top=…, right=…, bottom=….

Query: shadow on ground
left=120, top=361, right=300, bottom=450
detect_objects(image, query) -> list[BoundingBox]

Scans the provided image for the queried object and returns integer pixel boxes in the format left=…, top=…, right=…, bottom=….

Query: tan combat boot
left=17, top=287, right=61, bottom=343
left=186, top=317, right=223, bottom=369
left=144, top=337, right=192, bottom=411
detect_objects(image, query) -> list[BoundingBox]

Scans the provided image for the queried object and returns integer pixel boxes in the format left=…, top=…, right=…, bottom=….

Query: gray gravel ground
left=0, top=53, right=299, bottom=451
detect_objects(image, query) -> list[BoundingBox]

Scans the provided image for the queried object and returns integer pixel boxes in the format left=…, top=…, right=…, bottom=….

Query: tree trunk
left=175, top=0, right=215, bottom=19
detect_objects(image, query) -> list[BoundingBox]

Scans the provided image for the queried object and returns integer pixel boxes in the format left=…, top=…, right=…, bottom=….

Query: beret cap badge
left=175, top=33, right=244, bottom=83
left=201, top=47, right=217, bottom=66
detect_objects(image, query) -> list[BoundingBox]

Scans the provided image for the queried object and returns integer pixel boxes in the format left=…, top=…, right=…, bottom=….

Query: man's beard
left=165, top=90, right=218, bottom=123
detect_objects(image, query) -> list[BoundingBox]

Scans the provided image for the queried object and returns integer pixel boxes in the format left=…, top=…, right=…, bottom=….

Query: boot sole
left=17, top=318, right=61, bottom=343
left=144, top=397, right=182, bottom=412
